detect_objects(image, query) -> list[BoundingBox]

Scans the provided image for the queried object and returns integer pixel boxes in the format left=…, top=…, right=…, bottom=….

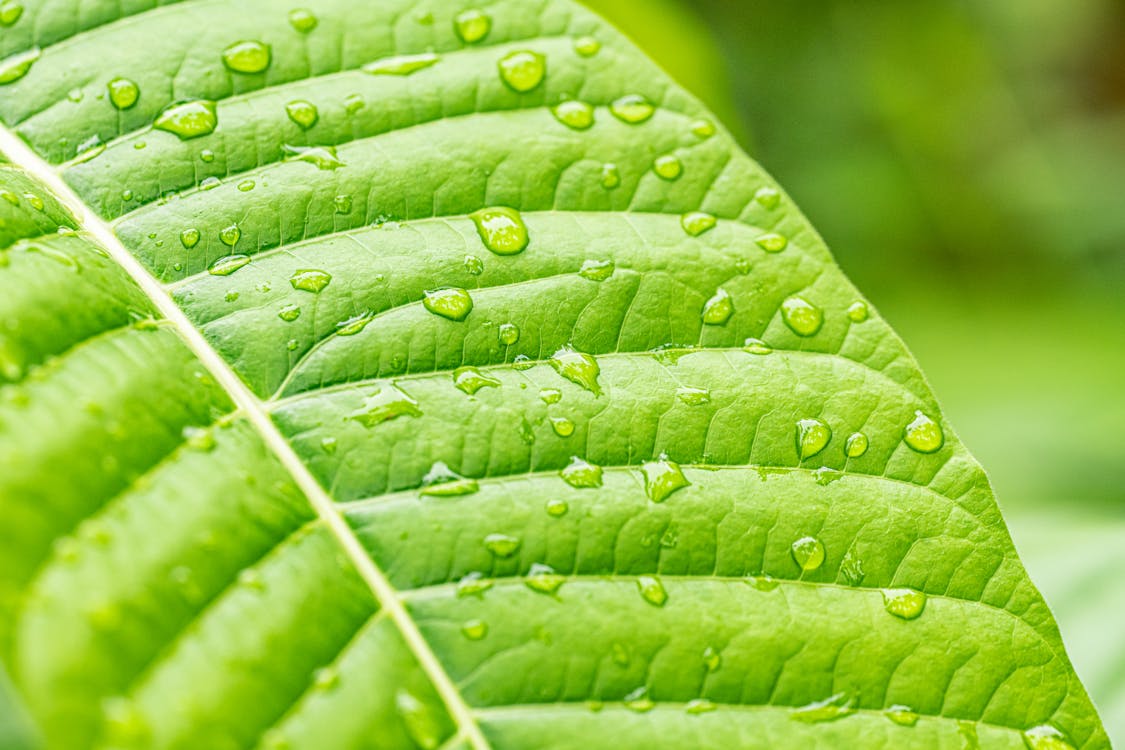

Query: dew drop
left=282, top=143, right=344, bottom=170
left=653, top=154, right=682, bottom=180
left=525, top=563, right=566, bottom=595
left=470, top=206, right=528, bottom=255
left=348, top=385, right=422, bottom=427
left=199, top=148, right=215, bottom=162
left=498, top=322, right=520, bottom=345
left=285, top=99, right=318, bottom=129
left=320, top=437, right=337, bottom=454
left=344, top=94, right=365, bottom=114
left=847, top=301, right=869, bottom=322
left=552, top=99, right=594, bottom=130
left=701, top=288, right=733, bottom=326
left=791, top=693, right=855, bottom=723
left=549, top=346, right=602, bottom=395
left=780, top=296, right=823, bottom=337
left=549, top=416, right=575, bottom=437
left=218, top=224, right=241, bottom=247
left=686, top=699, right=716, bottom=715
left=461, top=619, right=488, bottom=640
left=456, top=572, right=493, bottom=598
left=560, top=456, right=603, bottom=488
left=754, top=186, right=781, bottom=209
left=423, top=287, right=473, bottom=321
left=288, top=8, right=318, bottom=33
left=610, top=94, right=654, bottom=124
left=154, top=100, right=217, bottom=139
left=363, top=52, right=440, bottom=76
left=336, top=312, right=373, bottom=336
left=796, top=418, right=831, bottom=460
left=395, top=689, right=444, bottom=750
left=579, top=258, right=614, bottom=281
left=691, top=118, right=716, bottom=138
left=0, top=1, right=23, bottom=26
left=756, top=232, right=788, bottom=253
left=676, top=386, right=711, bottom=406
left=483, top=533, right=520, bottom=558
left=334, top=194, right=352, bottom=213
left=107, top=77, right=139, bottom=109
left=840, top=549, right=865, bottom=586
left=179, top=228, right=200, bottom=249
left=545, top=498, right=568, bottom=517
left=637, top=575, right=668, bottom=607
left=903, top=411, right=944, bottom=454
left=23, top=192, right=43, bottom=210
left=453, top=366, right=500, bottom=395
left=182, top=425, right=215, bottom=452
left=600, top=163, right=621, bottom=190
left=882, top=587, right=926, bottom=620
left=681, top=211, right=716, bottom=237
left=702, top=646, right=722, bottom=672
left=574, top=36, right=601, bottom=57
left=1022, top=725, right=1074, bottom=750
left=742, top=337, right=772, bottom=355
left=277, top=304, right=301, bottom=322
left=289, top=269, right=332, bottom=293
left=208, top=254, right=249, bottom=276
left=791, top=535, right=825, bottom=572
left=237, top=179, right=255, bottom=192
left=454, top=9, right=491, bottom=43
left=884, top=705, right=919, bottom=727
left=498, top=50, right=546, bottom=92
left=539, top=388, right=562, bottom=404
left=419, top=462, right=479, bottom=497
left=0, top=47, right=39, bottom=85
left=641, top=457, right=689, bottom=503
left=222, top=40, right=271, bottom=74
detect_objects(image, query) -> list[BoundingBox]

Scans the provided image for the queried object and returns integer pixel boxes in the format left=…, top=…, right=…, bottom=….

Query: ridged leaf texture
left=0, top=1, right=1110, bottom=748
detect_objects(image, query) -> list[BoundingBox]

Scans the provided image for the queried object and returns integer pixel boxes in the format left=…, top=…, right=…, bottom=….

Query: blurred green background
left=585, top=0, right=1125, bottom=742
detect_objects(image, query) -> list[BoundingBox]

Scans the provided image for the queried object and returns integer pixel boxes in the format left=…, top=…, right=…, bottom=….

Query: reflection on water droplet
left=550, top=346, right=602, bottom=395
left=882, top=588, right=926, bottom=620
left=560, top=456, right=602, bottom=488
left=363, top=52, right=440, bottom=76
left=154, top=100, right=217, bottom=139
left=348, top=384, right=421, bottom=427
left=461, top=618, right=488, bottom=640
left=653, top=154, right=682, bottom=180
left=454, top=9, right=491, bottom=43
left=681, top=211, right=716, bottom=237
left=107, top=77, right=139, bottom=109
left=884, top=705, right=919, bottom=727
left=781, top=296, right=823, bottom=337
left=484, top=533, right=520, bottom=558
left=423, top=287, right=473, bottom=321
left=790, top=693, right=854, bottom=723
left=691, top=118, right=716, bottom=138
left=285, top=99, right=318, bottom=129
left=222, top=40, right=271, bottom=74
left=457, top=572, right=493, bottom=598
left=903, top=411, right=944, bottom=453
left=701, top=288, right=733, bottom=326
left=840, top=549, right=865, bottom=586
left=637, top=575, right=668, bottom=606
left=610, top=94, right=654, bottom=124
left=289, top=269, right=332, bottom=293
left=179, top=228, right=200, bottom=249
left=756, top=232, right=788, bottom=253
left=796, top=418, right=831, bottom=459
left=470, top=206, right=528, bottom=255
left=539, top=388, right=562, bottom=404
left=498, top=50, right=546, bottom=92
left=579, top=258, right=614, bottom=281
left=845, top=432, right=868, bottom=458
left=208, top=254, right=249, bottom=276
left=552, top=100, right=594, bottom=130
left=791, top=535, right=825, bottom=572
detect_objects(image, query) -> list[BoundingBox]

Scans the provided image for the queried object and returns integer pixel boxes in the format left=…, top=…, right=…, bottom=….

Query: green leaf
left=0, top=1, right=1109, bottom=749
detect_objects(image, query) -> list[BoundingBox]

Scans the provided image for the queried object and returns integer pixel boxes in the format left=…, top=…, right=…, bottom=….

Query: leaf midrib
left=0, top=124, right=492, bottom=750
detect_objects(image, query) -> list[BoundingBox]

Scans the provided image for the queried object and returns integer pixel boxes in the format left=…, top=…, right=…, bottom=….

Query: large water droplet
left=781, top=296, right=823, bottom=337
left=179, top=228, right=200, bottom=249
left=208, top=254, right=250, bottom=276
left=484, top=533, right=521, bottom=558
left=903, top=411, right=944, bottom=453
left=498, top=323, right=520, bottom=345
left=796, top=418, right=831, bottom=459
left=470, top=206, right=528, bottom=255
left=0, top=47, right=39, bottom=85
left=791, top=535, right=825, bottom=572
left=701, top=288, right=733, bottom=326
left=423, top=287, right=473, bottom=321
left=282, top=143, right=344, bottom=170
left=636, top=575, right=667, bottom=606
left=610, top=94, right=654, bottom=124
left=525, top=563, right=566, bottom=595
left=653, top=154, right=682, bottom=180
left=363, top=52, right=440, bottom=76
left=107, top=77, right=139, bottom=109
left=845, top=432, right=868, bottom=458
left=549, top=346, right=602, bottom=395
left=790, top=693, right=855, bottom=723
left=453, top=366, right=500, bottom=395
left=288, top=8, right=318, bottom=33
left=419, top=462, right=479, bottom=497
left=882, top=588, right=926, bottom=620
left=641, top=457, right=690, bottom=502
left=498, top=50, right=546, bottom=92
left=560, top=456, right=603, bottom=488
left=285, top=99, right=318, bottom=129
left=289, top=269, right=332, bottom=293
left=1022, top=725, right=1075, bottom=750
left=221, top=40, right=271, bottom=74
left=681, top=211, right=716, bottom=237
left=454, top=9, right=491, bottom=43
left=219, top=223, right=241, bottom=247
left=884, top=705, right=919, bottom=727
left=153, top=100, right=217, bottom=139
left=348, top=385, right=422, bottom=427
left=552, top=100, right=594, bottom=130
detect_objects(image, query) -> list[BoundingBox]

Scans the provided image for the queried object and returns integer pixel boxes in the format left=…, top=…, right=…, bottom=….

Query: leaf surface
left=0, top=1, right=1109, bottom=748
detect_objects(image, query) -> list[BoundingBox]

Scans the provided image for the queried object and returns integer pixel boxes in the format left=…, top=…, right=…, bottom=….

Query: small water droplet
left=686, top=698, right=716, bottom=715
left=549, top=346, right=602, bottom=395
left=525, top=562, right=566, bottom=595
left=840, top=549, right=865, bottom=586
left=154, top=100, right=217, bottom=139
left=333, top=194, right=352, bottom=213
left=545, top=498, right=568, bottom=517
left=1022, top=725, right=1074, bottom=750
left=701, top=288, right=733, bottom=326
left=702, top=646, right=722, bottom=672
left=691, top=118, right=716, bottom=138
left=418, top=462, right=479, bottom=497
left=217, top=224, right=240, bottom=247
left=288, top=8, right=318, bottom=33
left=847, top=301, right=869, bottom=322
left=884, top=705, right=919, bottom=727
left=423, top=287, right=473, bottom=321
left=182, top=425, right=216, bottom=451
left=470, top=206, right=528, bottom=255
left=754, top=186, right=781, bottom=209
left=882, top=588, right=926, bottom=620
left=0, top=1, right=23, bottom=26
left=681, top=211, right=716, bottom=237
left=453, top=366, right=500, bottom=395
left=0, top=47, right=39, bottom=85
left=289, top=269, right=332, bottom=293
left=120, top=189, right=133, bottom=202
left=498, top=50, right=546, bottom=92
left=756, top=232, right=788, bottom=253
left=199, top=148, right=215, bottom=162
left=208, top=254, right=249, bottom=276
left=903, top=411, right=944, bottom=453
left=23, top=192, right=44, bottom=210
left=610, top=94, right=654, bottom=124
left=791, top=693, right=855, bottom=723
left=600, top=163, right=621, bottom=190
left=463, top=254, right=484, bottom=275
left=498, top=322, right=520, bottom=345
left=676, top=386, right=711, bottom=406
left=222, top=40, right=271, bottom=74
left=285, top=99, right=318, bottom=129
left=574, top=36, right=601, bottom=57
left=791, top=535, right=825, bottom=572
left=560, top=456, right=603, bottom=488
left=484, top=533, right=520, bottom=558
left=363, top=52, right=440, bottom=76
left=549, top=416, right=575, bottom=437
left=282, top=143, right=344, bottom=170
left=348, top=384, right=422, bottom=427
left=107, top=77, right=139, bottom=109
left=454, top=9, right=491, bottom=43
left=636, top=575, right=668, bottom=607
left=277, top=304, right=301, bottom=322
left=653, top=154, right=682, bottom=180
left=395, top=689, right=444, bottom=750
left=344, top=93, right=365, bottom=114
left=579, top=258, right=614, bottom=281
left=552, top=100, right=594, bottom=130
left=539, top=388, right=562, bottom=404
left=461, top=619, right=488, bottom=640
left=780, top=296, right=823, bottom=337
left=742, top=337, right=772, bottom=355
left=320, top=437, right=338, bottom=454
left=457, top=572, right=493, bottom=598
left=796, top=418, right=831, bottom=460
left=845, top=432, right=868, bottom=458
left=237, top=179, right=255, bottom=192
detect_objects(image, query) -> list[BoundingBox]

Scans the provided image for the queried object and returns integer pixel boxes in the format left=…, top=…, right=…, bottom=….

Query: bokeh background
left=583, top=0, right=1125, bottom=742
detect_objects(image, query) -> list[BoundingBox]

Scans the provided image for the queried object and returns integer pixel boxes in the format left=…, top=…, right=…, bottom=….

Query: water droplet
left=417, top=462, right=479, bottom=497
left=215, top=224, right=240, bottom=248
left=847, top=301, right=869, bottom=322
left=882, top=588, right=926, bottom=620
left=756, top=232, right=788, bottom=253
left=637, top=575, right=668, bottom=607
left=579, top=258, right=614, bottom=281
left=288, top=8, right=318, bottom=33
left=844, top=432, right=868, bottom=458
left=0, top=1, right=23, bottom=26
left=641, top=457, right=689, bottom=503
left=154, top=100, right=217, bottom=139
left=282, top=143, right=344, bottom=170
left=0, top=189, right=17, bottom=205
left=742, top=337, right=772, bottom=355
left=600, top=163, right=621, bottom=189
left=237, top=179, right=256, bottom=193
left=23, top=192, right=43, bottom=210
left=903, top=411, right=944, bottom=453
left=539, top=388, right=562, bottom=404
left=552, top=100, right=594, bottom=130
left=676, top=386, right=711, bottom=406
left=498, top=50, right=546, bottom=92
left=337, top=312, right=373, bottom=337
left=791, top=535, right=825, bottom=572
left=222, top=40, right=271, bottom=74
left=121, top=189, right=134, bottom=202
left=289, top=269, right=332, bottom=293
left=840, top=549, right=865, bottom=586
left=363, top=52, right=440, bottom=76
left=545, top=498, right=568, bottom=517
left=884, top=705, right=919, bottom=727
left=278, top=304, right=301, bottom=322
left=691, top=118, right=716, bottom=138
left=348, top=385, right=422, bottom=427
left=463, top=254, right=484, bottom=275
left=960, top=721, right=981, bottom=749
left=681, top=211, right=716, bottom=237
left=702, top=646, right=722, bottom=672
left=653, top=154, right=682, bottom=180
left=454, top=9, right=491, bottom=43
left=701, top=288, right=733, bottom=326
left=796, top=418, right=831, bottom=460
left=780, top=296, right=823, bottom=337
left=512, top=354, right=535, bottom=371
left=574, top=36, right=601, bottom=56
left=686, top=699, right=716, bottom=715
left=498, top=322, right=520, bottom=345
left=453, top=366, right=500, bottom=395
left=107, top=77, right=139, bottom=109
left=470, top=206, right=528, bottom=255
left=423, top=287, right=473, bottom=321
left=182, top=425, right=216, bottom=451
left=1022, top=725, right=1074, bottom=750
left=754, top=186, right=781, bottom=209
left=285, top=99, right=318, bottom=129
left=344, top=94, right=365, bottom=114
left=610, top=94, right=654, bottom=124
left=549, top=346, right=602, bottom=395
left=0, top=47, right=39, bottom=85
left=320, top=437, right=337, bottom=454
left=199, top=148, right=215, bottom=162
left=395, top=689, right=443, bottom=750
left=560, top=456, right=603, bottom=488
left=791, top=693, right=855, bottom=723
left=208, top=254, right=249, bottom=276
left=461, top=619, right=488, bottom=640
left=484, top=533, right=520, bottom=558
left=549, top=416, right=575, bottom=437
left=457, top=572, right=493, bottom=598
left=525, top=563, right=566, bottom=595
